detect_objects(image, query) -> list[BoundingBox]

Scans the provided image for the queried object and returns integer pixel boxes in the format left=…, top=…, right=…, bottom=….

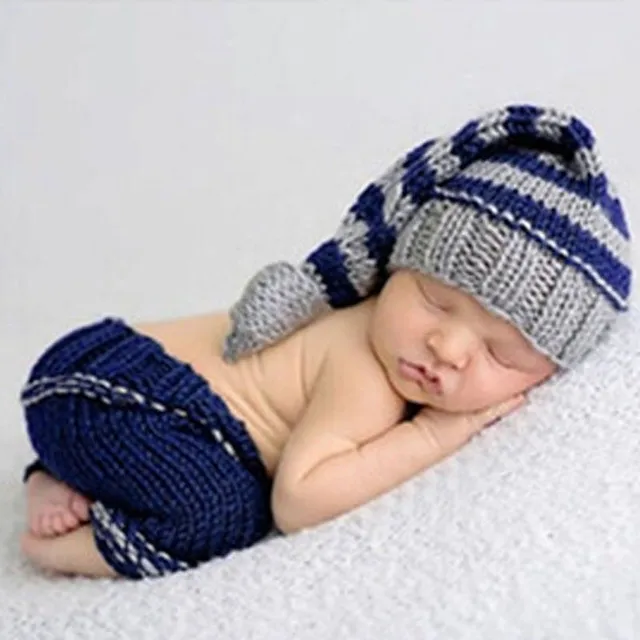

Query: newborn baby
left=19, top=104, right=632, bottom=580
left=21, top=271, right=550, bottom=578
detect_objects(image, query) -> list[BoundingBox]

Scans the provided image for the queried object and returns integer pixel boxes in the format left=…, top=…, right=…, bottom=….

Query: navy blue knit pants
left=21, top=318, right=273, bottom=579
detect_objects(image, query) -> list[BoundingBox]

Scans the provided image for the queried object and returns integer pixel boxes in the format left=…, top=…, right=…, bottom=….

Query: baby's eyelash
left=422, top=293, right=447, bottom=310
left=487, top=343, right=517, bottom=368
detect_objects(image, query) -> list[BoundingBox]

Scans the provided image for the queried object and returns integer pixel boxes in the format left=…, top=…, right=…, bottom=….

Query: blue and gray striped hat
left=223, top=104, right=633, bottom=370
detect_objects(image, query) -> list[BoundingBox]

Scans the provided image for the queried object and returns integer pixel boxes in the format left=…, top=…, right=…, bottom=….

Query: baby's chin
left=394, top=383, right=452, bottom=410
left=400, top=391, right=480, bottom=414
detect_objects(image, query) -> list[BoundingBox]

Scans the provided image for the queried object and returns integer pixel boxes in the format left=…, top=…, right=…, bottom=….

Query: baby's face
left=368, top=270, right=558, bottom=412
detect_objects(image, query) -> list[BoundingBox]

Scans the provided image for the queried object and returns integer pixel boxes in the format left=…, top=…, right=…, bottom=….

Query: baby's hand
left=411, top=394, right=528, bottom=455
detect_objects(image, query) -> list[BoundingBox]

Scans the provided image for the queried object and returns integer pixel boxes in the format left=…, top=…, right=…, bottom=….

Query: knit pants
left=20, top=317, right=273, bottom=579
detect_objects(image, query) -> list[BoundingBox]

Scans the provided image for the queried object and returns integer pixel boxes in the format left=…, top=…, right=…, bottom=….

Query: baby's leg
left=20, top=316, right=272, bottom=579
left=21, top=523, right=120, bottom=579
left=26, top=470, right=91, bottom=537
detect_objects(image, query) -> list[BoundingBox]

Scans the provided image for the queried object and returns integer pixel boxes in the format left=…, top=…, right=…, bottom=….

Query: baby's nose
left=427, top=324, right=477, bottom=370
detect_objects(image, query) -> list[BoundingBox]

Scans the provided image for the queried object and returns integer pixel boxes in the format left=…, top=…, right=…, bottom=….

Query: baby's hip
left=20, top=317, right=270, bottom=486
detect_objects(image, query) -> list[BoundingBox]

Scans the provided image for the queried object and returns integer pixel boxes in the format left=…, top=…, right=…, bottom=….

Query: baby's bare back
left=133, top=296, right=398, bottom=477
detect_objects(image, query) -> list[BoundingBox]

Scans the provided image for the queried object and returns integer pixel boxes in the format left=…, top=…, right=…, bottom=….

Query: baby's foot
left=26, top=471, right=92, bottom=537
left=21, top=524, right=119, bottom=578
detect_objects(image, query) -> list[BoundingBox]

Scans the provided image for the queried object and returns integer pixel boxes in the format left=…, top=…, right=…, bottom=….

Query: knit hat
left=223, top=104, right=632, bottom=370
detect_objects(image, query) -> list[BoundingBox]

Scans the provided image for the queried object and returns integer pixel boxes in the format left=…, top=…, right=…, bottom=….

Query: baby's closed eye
left=487, top=341, right=520, bottom=367
left=486, top=339, right=541, bottom=371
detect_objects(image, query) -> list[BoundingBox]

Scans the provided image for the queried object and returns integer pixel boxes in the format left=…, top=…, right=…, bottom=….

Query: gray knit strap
left=223, top=262, right=330, bottom=361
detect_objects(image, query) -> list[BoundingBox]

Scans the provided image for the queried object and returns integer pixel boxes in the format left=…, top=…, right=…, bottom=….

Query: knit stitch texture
left=223, top=104, right=632, bottom=369
left=21, top=318, right=273, bottom=579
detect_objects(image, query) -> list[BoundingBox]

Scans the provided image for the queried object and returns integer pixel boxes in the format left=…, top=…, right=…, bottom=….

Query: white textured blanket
left=1, top=304, right=638, bottom=639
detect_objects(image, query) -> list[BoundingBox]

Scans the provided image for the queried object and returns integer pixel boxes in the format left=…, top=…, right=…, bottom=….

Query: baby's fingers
left=482, top=394, right=528, bottom=428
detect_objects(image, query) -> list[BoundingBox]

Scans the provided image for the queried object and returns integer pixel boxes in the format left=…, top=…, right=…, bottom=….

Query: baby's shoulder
left=303, top=297, right=377, bottom=363
left=302, top=298, right=405, bottom=418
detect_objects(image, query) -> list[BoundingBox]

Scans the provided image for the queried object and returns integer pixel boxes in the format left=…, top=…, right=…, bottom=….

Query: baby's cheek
left=459, top=375, right=514, bottom=411
left=484, top=373, right=533, bottom=405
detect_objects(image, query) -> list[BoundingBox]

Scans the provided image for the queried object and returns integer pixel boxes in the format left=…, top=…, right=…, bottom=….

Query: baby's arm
left=272, top=345, right=521, bottom=535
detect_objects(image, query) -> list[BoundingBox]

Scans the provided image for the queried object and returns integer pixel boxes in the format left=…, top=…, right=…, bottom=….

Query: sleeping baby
left=19, top=104, right=632, bottom=579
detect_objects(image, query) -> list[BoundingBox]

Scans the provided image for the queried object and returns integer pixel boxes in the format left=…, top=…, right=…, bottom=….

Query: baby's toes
left=70, top=495, right=90, bottom=522
left=29, top=516, right=46, bottom=538
left=41, top=510, right=65, bottom=536
left=28, top=509, right=44, bottom=537
left=62, top=509, right=79, bottom=531
left=51, top=512, right=69, bottom=535
left=38, top=511, right=57, bottom=538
